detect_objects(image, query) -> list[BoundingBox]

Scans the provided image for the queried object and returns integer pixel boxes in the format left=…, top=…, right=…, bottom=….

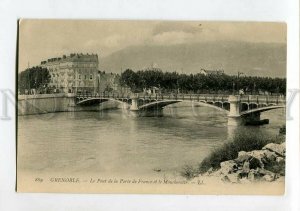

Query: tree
left=18, top=66, right=51, bottom=93
left=120, top=69, right=141, bottom=92
left=120, top=68, right=286, bottom=95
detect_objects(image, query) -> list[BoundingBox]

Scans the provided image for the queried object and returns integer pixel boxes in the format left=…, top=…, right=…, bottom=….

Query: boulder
left=276, top=157, right=284, bottom=163
left=222, top=172, right=241, bottom=183
left=238, top=149, right=278, bottom=168
left=263, top=149, right=277, bottom=161
left=247, top=169, right=261, bottom=182
left=248, top=156, right=263, bottom=169
left=263, top=174, right=275, bottom=182
left=219, top=160, right=238, bottom=175
left=242, top=160, right=250, bottom=173
left=235, top=151, right=251, bottom=164
left=247, top=150, right=265, bottom=168
left=263, top=143, right=285, bottom=157
left=246, top=168, right=277, bottom=182
left=258, top=168, right=276, bottom=177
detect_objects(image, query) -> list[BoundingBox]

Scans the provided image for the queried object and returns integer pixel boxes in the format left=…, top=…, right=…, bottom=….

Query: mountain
left=100, top=41, right=286, bottom=78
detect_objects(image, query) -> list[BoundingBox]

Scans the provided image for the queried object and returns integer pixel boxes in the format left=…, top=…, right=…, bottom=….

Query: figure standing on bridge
left=239, top=89, right=245, bottom=96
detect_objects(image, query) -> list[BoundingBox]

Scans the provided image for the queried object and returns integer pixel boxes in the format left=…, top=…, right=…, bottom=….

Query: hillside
left=100, top=41, right=286, bottom=78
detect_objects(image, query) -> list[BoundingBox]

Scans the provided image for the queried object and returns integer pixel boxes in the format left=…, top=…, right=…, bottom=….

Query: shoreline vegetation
left=181, top=125, right=286, bottom=183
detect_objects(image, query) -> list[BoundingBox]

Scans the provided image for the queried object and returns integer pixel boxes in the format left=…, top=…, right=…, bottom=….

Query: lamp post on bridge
left=97, top=71, right=101, bottom=97
left=236, top=71, right=244, bottom=95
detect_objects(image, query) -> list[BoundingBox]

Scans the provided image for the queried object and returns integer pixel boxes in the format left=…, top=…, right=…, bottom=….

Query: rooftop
left=40, top=53, right=98, bottom=65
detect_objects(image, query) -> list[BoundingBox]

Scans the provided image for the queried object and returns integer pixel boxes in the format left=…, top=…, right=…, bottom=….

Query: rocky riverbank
left=200, top=142, right=285, bottom=183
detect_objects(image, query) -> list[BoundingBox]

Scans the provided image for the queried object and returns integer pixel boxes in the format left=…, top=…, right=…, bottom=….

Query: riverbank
left=197, top=141, right=285, bottom=183
left=182, top=129, right=286, bottom=184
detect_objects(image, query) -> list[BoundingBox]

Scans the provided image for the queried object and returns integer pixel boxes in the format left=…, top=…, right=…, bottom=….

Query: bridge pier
left=227, top=95, right=243, bottom=126
left=130, top=97, right=139, bottom=111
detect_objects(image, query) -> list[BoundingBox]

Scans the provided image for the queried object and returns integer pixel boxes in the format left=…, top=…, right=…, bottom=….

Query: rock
left=207, top=167, right=214, bottom=174
left=262, top=150, right=277, bottom=162
left=220, top=160, right=238, bottom=175
left=258, top=168, right=276, bottom=179
left=247, top=150, right=265, bottom=168
left=222, top=175, right=230, bottom=182
left=263, top=143, right=285, bottom=157
left=260, top=168, right=280, bottom=182
left=264, top=158, right=285, bottom=176
left=235, top=151, right=251, bottom=163
left=249, top=156, right=263, bottom=169
left=247, top=169, right=261, bottom=182
left=238, top=151, right=248, bottom=157
left=210, top=169, right=222, bottom=177
left=204, top=142, right=286, bottom=183
left=247, top=168, right=277, bottom=182
left=222, top=172, right=241, bottom=183
left=276, top=156, right=284, bottom=163
left=242, top=160, right=250, bottom=173
left=241, top=150, right=278, bottom=168
left=263, top=174, right=275, bottom=182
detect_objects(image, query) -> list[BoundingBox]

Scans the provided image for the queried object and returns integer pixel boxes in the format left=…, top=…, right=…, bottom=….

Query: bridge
left=75, top=93, right=285, bottom=126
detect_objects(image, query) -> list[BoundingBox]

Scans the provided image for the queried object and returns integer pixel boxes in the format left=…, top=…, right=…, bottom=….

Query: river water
left=18, top=102, right=285, bottom=179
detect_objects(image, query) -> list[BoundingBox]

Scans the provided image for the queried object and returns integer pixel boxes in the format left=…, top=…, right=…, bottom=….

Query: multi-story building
left=199, top=68, right=225, bottom=76
left=40, top=53, right=99, bottom=93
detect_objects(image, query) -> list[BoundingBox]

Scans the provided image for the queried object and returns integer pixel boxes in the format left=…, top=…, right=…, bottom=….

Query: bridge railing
left=240, top=95, right=286, bottom=105
left=75, top=92, right=286, bottom=105
left=133, top=93, right=230, bottom=102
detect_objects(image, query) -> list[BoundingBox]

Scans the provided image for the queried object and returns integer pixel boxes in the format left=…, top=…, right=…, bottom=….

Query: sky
left=19, top=20, right=286, bottom=72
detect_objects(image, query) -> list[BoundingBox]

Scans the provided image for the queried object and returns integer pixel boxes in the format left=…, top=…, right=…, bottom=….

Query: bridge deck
left=76, top=94, right=285, bottom=105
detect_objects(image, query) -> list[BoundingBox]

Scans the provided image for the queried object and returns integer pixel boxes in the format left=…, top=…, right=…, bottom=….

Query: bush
left=180, top=165, right=198, bottom=180
left=264, top=160, right=285, bottom=176
left=279, top=125, right=286, bottom=135
left=198, top=129, right=285, bottom=174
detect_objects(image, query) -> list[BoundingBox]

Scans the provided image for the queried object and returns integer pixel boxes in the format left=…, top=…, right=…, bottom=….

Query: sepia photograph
left=17, top=20, right=286, bottom=194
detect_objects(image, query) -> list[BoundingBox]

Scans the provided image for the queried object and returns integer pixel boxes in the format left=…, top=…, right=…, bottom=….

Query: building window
left=78, top=74, right=81, bottom=80
left=90, top=74, right=93, bottom=80
left=84, top=75, right=87, bottom=80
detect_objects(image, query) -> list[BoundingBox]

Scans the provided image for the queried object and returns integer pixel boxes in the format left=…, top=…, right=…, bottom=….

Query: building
left=96, top=72, right=124, bottom=94
left=40, top=53, right=99, bottom=93
left=199, top=68, right=224, bottom=76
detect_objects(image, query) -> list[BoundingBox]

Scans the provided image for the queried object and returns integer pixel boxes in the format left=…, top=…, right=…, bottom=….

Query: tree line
left=120, top=69, right=286, bottom=95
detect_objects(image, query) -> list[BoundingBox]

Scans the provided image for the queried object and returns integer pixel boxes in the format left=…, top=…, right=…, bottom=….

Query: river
left=17, top=102, right=285, bottom=179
